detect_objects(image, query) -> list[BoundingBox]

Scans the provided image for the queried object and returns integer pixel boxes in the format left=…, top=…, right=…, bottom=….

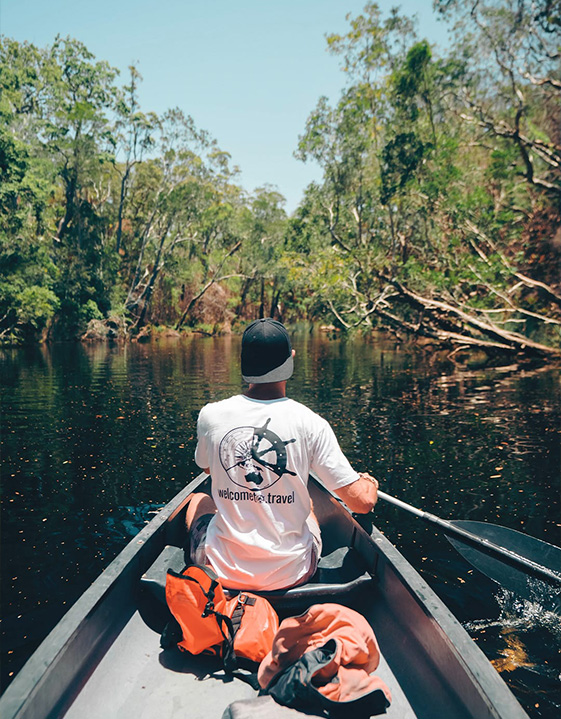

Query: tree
left=237, top=186, right=288, bottom=320
left=0, top=39, right=59, bottom=340
left=294, top=1, right=561, bottom=360
left=113, top=65, right=156, bottom=255
left=23, top=37, right=121, bottom=337
left=435, top=0, right=560, bottom=195
left=2, top=37, right=282, bottom=339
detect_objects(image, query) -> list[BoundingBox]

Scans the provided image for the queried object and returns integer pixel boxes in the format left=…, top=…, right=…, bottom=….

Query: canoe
left=0, top=472, right=529, bottom=719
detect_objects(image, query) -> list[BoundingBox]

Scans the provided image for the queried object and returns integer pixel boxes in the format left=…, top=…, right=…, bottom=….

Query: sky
left=0, top=0, right=450, bottom=214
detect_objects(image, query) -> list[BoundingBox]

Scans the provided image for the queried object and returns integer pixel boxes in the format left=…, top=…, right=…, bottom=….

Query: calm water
left=1, top=334, right=560, bottom=717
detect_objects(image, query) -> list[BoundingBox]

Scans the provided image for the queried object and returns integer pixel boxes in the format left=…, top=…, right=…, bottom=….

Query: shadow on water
left=1, top=334, right=560, bottom=717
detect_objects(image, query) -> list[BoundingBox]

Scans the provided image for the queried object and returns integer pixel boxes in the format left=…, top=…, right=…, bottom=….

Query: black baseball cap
left=241, top=318, right=293, bottom=384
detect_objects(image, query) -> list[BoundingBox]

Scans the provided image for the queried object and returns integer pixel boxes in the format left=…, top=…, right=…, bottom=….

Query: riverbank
left=78, top=316, right=340, bottom=343
left=2, top=313, right=559, bottom=374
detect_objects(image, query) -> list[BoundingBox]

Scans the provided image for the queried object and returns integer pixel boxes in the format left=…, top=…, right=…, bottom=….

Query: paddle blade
left=446, top=520, right=561, bottom=605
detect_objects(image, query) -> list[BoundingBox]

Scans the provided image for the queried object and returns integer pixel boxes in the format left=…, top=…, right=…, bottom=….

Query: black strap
left=216, top=593, right=256, bottom=673
left=212, top=610, right=237, bottom=672
left=231, top=670, right=261, bottom=691
left=230, top=593, right=254, bottom=635
left=167, top=563, right=221, bottom=587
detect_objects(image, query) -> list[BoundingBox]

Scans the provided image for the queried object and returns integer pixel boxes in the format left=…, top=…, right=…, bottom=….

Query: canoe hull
left=0, top=474, right=529, bottom=719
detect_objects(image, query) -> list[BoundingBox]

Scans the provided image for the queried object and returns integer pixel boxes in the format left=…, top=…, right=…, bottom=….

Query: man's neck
left=244, top=382, right=287, bottom=400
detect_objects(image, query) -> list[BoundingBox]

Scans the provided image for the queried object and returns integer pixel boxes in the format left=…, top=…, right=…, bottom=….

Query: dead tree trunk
left=259, top=277, right=266, bottom=319
left=175, top=242, right=242, bottom=330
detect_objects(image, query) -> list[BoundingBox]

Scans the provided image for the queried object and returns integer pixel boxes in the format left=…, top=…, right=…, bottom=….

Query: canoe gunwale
left=307, top=475, right=529, bottom=719
left=0, top=476, right=203, bottom=719
left=365, top=524, right=529, bottom=719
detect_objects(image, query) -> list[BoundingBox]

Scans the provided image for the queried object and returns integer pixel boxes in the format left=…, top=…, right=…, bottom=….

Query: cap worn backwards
left=241, top=318, right=293, bottom=384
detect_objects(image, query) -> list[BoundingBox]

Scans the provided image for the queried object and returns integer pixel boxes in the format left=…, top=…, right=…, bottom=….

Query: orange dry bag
left=163, top=564, right=279, bottom=672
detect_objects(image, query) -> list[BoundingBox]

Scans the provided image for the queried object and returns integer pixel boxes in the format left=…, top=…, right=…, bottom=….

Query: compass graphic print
left=219, top=418, right=296, bottom=491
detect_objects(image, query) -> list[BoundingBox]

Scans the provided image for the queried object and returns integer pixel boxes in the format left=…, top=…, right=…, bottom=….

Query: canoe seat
left=140, top=544, right=373, bottom=612
left=254, top=546, right=373, bottom=611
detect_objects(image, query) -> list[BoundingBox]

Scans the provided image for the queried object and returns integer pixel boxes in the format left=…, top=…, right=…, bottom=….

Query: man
left=187, top=318, right=379, bottom=591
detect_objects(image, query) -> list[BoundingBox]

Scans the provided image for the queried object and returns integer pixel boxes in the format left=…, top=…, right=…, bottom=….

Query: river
left=1, top=333, right=559, bottom=717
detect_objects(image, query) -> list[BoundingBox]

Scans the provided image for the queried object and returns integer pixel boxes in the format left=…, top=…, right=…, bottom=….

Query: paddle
left=377, top=490, right=561, bottom=601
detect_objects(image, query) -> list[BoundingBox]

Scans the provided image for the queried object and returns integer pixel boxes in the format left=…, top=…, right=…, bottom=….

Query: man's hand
left=335, top=472, right=379, bottom=514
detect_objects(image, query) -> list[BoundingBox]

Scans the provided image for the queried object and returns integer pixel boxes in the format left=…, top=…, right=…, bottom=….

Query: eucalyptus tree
left=0, top=99, right=59, bottom=338
left=239, top=185, right=288, bottom=320
left=124, top=109, right=212, bottom=328
left=173, top=158, right=250, bottom=330
left=435, top=0, right=560, bottom=196
left=43, top=38, right=118, bottom=242
left=34, top=37, right=120, bottom=336
left=113, top=65, right=157, bottom=256
left=118, top=108, right=248, bottom=331
left=295, top=3, right=421, bottom=328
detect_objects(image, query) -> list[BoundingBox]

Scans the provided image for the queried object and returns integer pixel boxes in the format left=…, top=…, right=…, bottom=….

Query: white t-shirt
left=194, top=394, right=359, bottom=590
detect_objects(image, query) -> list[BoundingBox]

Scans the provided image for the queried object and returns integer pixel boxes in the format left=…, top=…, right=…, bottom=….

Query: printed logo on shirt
left=219, top=418, right=296, bottom=491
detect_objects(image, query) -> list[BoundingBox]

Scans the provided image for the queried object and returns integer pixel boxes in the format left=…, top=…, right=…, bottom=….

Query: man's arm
left=334, top=472, right=379, bottom=514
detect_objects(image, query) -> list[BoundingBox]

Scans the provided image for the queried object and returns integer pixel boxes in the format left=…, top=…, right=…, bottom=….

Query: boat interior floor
left=61, top=544, right=417, bottom=719
left=61, top=603, right=414, bottom=719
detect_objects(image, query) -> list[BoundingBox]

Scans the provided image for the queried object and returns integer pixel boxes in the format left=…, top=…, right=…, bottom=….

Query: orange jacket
left=258, top=603, right=392, bottom=707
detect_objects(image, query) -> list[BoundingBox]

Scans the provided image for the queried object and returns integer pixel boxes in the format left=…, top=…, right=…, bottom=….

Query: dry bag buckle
left=202, top=600, right=214, bottom=617
left=237, top=593, right=256, bottom=607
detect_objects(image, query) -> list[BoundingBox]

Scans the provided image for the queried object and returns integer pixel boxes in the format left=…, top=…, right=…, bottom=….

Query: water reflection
left=1, top=335, right=559, bottom=717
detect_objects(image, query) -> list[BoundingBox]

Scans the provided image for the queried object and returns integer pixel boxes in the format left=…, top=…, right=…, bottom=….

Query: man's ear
left=292, top=349, right=296, bottom=358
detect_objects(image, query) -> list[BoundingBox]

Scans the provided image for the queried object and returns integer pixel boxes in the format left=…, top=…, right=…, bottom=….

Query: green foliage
left=392, top=40, right=432, bottom=120
left=14, top=286, right=60, bottom=329
left=0, top=35, right=295, bottom=339
left=380, top=132, right=428, bottom=203
left=1, top=3, right=559, bottom=353
left=80, top=299, right=104, bottom=324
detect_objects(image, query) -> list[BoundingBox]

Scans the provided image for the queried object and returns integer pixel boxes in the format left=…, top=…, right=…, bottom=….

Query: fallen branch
left=376, top=272, right=561, bottom=357
left=476, top=307, right=561, bottom=325
left=374, top=306, right=516, bottom=352
left=466, top=265, right=561, bottom=326
left=328, top=286, right=396, bottom=329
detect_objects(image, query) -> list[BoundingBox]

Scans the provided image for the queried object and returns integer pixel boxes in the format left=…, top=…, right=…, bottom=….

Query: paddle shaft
left=377, top=490, right=561, bottom=588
